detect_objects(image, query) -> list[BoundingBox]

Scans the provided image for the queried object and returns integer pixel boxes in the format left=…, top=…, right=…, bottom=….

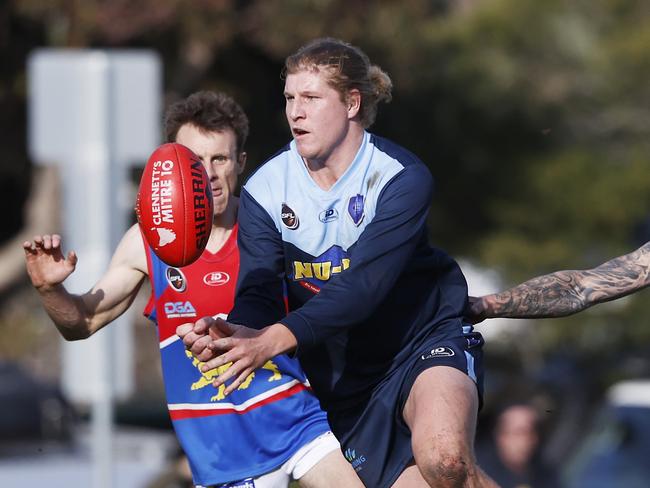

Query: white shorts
left=199, top=431, right=340, bottom=488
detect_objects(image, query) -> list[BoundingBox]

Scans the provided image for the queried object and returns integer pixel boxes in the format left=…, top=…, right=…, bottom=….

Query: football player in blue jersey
left=468, top=241, right=650, bottom=321
left=178, top=39, right=498, bottom=488
left=23, top=90, right=363, bottom=488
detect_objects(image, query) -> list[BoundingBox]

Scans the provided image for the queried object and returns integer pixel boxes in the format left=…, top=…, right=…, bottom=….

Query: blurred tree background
left=1, top=0, right=649, bottom=451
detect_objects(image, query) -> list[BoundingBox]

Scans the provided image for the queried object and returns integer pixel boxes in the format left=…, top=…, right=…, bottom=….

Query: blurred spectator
left=478, top=402, right=561, bottom=488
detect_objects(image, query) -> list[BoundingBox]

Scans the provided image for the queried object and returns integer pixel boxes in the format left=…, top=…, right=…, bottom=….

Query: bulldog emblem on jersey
left=347, top=194, right=365, bottom=226
left=186, top=351, right=282, bottom=402
left=281, top=203, right=299, bottom=230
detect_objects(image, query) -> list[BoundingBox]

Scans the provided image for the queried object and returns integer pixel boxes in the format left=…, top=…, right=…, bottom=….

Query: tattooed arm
left=469, top=242, right=650, bottom=321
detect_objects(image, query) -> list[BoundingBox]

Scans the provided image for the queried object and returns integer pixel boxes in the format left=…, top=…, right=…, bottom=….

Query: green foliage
left=481, top=148, right=650, bottom=279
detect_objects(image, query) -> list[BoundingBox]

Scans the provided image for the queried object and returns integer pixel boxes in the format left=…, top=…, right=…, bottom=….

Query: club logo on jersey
left=185, top=351, right=282, bottom=401
left=165, top=267, right=187, bottom=292
left=203, top=271, right=230, bottom=287
left=344, top=448, right=367, bottom=471
left=318, top=207, right=339, bottom=223
left=421, top=346, right=455, bottom=360
left=163, top=301, right=197, bottom=318
left=281, top=203, right=299, bottom=230
left=347, top=194, right=365, bottom=226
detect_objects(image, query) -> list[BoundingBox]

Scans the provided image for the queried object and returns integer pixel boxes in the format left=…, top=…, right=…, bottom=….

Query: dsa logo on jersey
left=163, top=301, right=197, bottom=318
left=203, top=271, right=230, bottom=286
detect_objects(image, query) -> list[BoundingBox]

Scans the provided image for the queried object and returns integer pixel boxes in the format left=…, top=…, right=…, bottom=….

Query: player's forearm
left=478, top=271, right=590, bottom=318
left=36, top=285, right=94, bottom=340
left=475, top=242, right=650, bottom=320
left=481, top=251, right=650, bottom=319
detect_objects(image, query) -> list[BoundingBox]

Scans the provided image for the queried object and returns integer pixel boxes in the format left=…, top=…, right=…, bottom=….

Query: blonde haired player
left=179, top=40, right=498, bottom=488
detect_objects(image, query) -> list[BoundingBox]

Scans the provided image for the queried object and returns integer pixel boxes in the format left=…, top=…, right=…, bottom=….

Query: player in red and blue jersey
left=23, top=91, right=363, bottom=488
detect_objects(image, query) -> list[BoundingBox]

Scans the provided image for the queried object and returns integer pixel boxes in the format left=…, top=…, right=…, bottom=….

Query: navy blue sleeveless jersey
left=228, top=131, right=470, bottom=415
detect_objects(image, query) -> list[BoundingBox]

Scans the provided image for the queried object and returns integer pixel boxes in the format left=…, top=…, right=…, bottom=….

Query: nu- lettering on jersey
left=229, top=131, right=470, bottom=413
left=143, top=224, right=330, bottom=487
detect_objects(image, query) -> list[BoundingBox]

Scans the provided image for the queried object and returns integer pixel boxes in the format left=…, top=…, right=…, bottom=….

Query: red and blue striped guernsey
left=144, top=224, right=330, bottom=486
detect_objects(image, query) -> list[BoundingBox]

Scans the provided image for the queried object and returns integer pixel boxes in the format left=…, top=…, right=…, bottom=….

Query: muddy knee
left=419, top=451, right=472, bottom=488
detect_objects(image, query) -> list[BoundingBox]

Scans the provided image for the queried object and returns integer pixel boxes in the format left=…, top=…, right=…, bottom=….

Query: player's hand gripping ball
left=136, top=143, right=213, bottom=267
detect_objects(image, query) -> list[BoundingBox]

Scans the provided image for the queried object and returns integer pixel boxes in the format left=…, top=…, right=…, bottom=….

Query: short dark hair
left=164, top=91, right=249, bottom=154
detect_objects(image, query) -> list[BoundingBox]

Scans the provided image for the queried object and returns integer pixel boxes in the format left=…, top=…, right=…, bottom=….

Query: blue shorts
left=331, top=330, right=485, bottom=488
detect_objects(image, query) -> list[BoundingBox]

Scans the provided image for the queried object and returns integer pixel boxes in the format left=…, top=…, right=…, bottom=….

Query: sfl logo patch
left=281, top=203, right=299, bottom=230
left=165, top=267, right=186, bottom=292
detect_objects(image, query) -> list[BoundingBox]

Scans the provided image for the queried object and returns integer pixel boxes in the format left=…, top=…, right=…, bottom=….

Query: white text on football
left=150, top=160, right=175, bottom=226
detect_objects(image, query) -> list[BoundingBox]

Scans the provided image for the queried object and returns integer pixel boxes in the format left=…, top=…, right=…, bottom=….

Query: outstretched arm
left=470, top=242, right=650, bottom=321
left=23, top=224, right=148, bottom=340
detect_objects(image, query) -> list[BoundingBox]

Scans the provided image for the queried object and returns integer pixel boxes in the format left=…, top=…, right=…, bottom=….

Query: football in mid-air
left=135, top=143, right=213, bottom=267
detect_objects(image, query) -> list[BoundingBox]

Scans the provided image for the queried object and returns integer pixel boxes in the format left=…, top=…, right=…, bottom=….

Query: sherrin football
left=135, top=143, right=213, bottom=267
